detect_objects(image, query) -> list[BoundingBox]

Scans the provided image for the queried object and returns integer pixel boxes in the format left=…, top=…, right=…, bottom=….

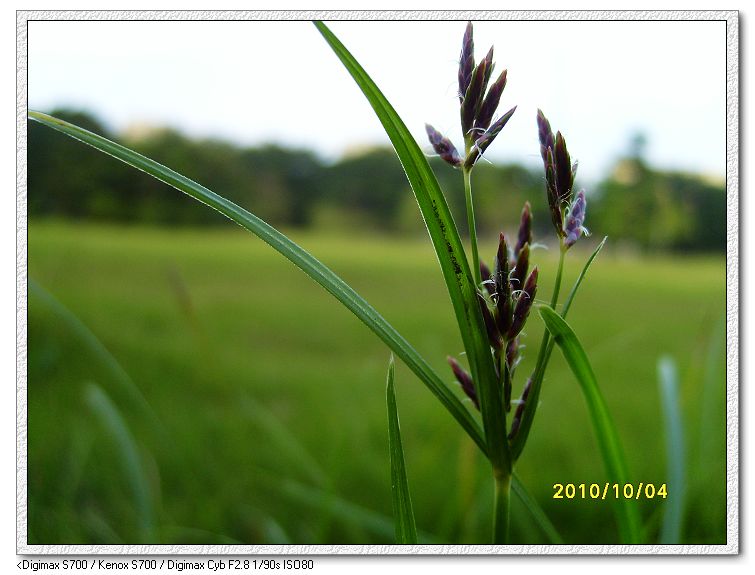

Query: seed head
left=507, top=267, right=538, bottom=340
left=563, top=189, right=588, bottom=248
left=425, top=124, right=462, bottom=167
left=448, top=356, right=478, bottom=409
left=458, top=22, right=475, bottom=102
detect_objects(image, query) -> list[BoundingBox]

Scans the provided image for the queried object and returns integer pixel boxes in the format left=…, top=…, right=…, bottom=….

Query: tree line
left=28, top=109, right=725, bottom=252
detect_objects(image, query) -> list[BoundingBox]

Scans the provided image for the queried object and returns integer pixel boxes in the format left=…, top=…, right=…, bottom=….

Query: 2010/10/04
left=553, top=483, right=669, bottom=500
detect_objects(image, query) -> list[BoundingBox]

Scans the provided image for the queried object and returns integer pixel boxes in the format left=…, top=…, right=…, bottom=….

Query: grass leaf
left=538, top=306, right=642, bottom=543
left=386, top=356, right=418, bottom=544
left=657, top=356, right=686, bottom=544
left=83, top=383, right=154, bottom=540
left=511, top=474, right=564, bottom=544
left=28, top=110, right=486, bottom=456
left=314, top=21, right=508, bottom=472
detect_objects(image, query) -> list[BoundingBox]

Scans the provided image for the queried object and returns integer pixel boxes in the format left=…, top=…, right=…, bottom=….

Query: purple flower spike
left=563, top=190, right=587, bottom=248
left=458, top=22, right=475, bottom=102
left=448, top=356, right=478, bottom=409
left=425, top=124, right=462, bottom=167
left=536, top=109, right=555, bottom=164
left=514, top=201, right=532, bottom=256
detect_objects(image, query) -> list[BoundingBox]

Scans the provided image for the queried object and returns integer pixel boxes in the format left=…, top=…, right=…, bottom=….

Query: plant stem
left=493, top=471, right=512, bottom=544
left=463, top=166, right=481, bottom=287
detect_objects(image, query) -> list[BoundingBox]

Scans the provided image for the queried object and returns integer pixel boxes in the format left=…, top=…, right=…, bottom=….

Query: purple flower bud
left=461, top=57, right=489, bottom=139
left=506, top=337, right=519, bottom=371
left=544, top=147, right=563, bottom=235
left=478, top=291, right=503, bottom=350
left=510, top=242, right=530, bottom=294
left=514, top=201, right=532, bottom=256
left=554, top=131, right=573, bottom=205
left=563, top=189, right=587, bottom=248
left=425, top=124, right=462, bottom=167
left=508, top=376, right=533, bottom=440
left=458, top=22, right=475, bottom=102
left=474, top=69, right=508, bottom=133
left=448, top=356, right=478, bottom=409
left=536, top=109, right=555, bottom=164
left=494, top=233, right=512, bottom=334
left=507, top=267, right=538, bottom=340
left=465, top=105, right=517, bottom=167
left=479, top=46, right=495, bottom=101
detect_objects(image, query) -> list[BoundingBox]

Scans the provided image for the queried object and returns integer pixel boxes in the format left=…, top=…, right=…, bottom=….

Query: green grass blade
left=28, top=110, right=486, bottom=456
left=657, top=356, right=686, bottom=544
left=538, top=306, right=642, bottom=543
left=30, top=278, right=164, bottom=436
left=511, top=474, right=564, bottom=544
left=561, top=236, right=608, bottom=317
left=511, top=237, right=607, bottom=460
left=386, top=356, right=418, bottom=544
left=314, top=21, right=507, bottom=472
left=83, top=382, right=155, bottom=540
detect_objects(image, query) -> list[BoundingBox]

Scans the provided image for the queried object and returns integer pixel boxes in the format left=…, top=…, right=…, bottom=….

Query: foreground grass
left=27, top=221, right=726, bottom=545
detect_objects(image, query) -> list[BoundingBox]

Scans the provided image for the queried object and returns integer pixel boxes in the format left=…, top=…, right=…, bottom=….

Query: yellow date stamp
left=553, top=483, right=668, bottom=500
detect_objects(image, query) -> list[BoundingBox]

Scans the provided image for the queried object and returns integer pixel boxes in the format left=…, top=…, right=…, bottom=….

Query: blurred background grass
left=27, top=220, right=725, bottom=545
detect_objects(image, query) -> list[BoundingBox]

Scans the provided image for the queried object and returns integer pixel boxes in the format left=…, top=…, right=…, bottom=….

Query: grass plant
left=26, top=21, right=726, bottom=545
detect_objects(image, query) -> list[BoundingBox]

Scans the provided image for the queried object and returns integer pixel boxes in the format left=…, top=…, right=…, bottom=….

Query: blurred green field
left=27, top=221, right=727, bottom=545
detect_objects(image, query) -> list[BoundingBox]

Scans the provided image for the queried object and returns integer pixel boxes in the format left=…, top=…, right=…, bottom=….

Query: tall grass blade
left=315, top=21, right=508, bottom=472
left=83, top=382, right=155, bottom=540
left=386, top=357, right=418, bottom=544
left=511, top=474, right=564, bottom=544
left=28, top=110, right=486, bottom=456
left=538, top=306, right=642, bottom=543
left=657, top=356, right=686, bottom=544
left=699, top=312, right=725, bottom=464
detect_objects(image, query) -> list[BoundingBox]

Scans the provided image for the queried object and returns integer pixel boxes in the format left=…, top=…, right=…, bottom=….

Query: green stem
left=493, top=472, right=512, bottom=544
left=463, top=167, right=481, bottom=287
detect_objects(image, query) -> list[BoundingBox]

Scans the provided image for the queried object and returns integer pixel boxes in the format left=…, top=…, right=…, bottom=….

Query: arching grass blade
left=386, top=356, right=418, bottom=544
left=28, top=110, right=485, bottom=455
left=538, top=306, right=642, bottom=544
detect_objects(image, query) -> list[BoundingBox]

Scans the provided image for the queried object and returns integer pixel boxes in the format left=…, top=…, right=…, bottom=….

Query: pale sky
left=27, top=19, right=727, bottom=182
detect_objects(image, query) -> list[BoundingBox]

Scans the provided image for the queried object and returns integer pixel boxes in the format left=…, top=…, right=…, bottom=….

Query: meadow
left=27, top=220, right=726, bottom=545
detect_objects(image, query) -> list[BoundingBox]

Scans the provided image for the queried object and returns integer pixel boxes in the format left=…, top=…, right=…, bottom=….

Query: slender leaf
left=314, top=21, right=508, bottom=472
left=29, top=278, right=163, bottom=434
left=83, top=383, right=154, bottom=539
left=512, top=237, right=607, bottom=460
left=511, top=474, right=564, bottom=544
left=657, top=356, right=686, bottom=544
left=386, top=356, right=418, bottom=544
left=28, top=110, right=486, bottom=456
left=538, top=306, right=642, bottom=543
